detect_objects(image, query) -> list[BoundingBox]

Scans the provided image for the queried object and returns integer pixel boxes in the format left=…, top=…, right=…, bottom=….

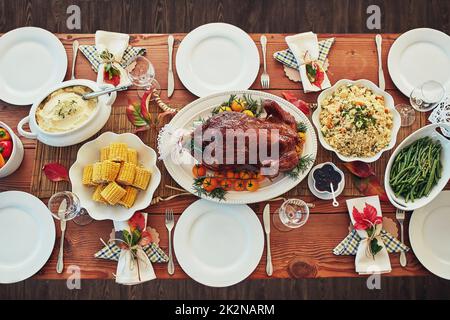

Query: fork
left=165, top=208, right=175, bottom=275
left=260, top=35, right=270, bottom=89
left=396, top=208, right=407, bottom=267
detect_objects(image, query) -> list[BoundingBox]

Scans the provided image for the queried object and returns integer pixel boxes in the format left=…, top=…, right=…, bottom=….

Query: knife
left=263, top=203, right=273, bottom=276
left=167, top=35, right=175, bottom=97
left=375, top=34, right=385, bottom=90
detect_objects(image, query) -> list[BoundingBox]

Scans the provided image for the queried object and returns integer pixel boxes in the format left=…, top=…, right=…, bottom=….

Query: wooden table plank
left=0, top=33, right=441, bottom=280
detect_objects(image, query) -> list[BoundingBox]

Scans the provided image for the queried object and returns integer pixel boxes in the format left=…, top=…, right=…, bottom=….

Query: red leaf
left=282, top=92, right=310, bottom=115
left=140, top=90, right=152, bottom=123
left=352, top=175, right=389, bottom=202
left=129, top=212, right=146, bottom=232
left=343, top=161, right=375, bottom=178
left=138, top=230, right=153, bottom=246
left=42, top=163, right=69, bottom=182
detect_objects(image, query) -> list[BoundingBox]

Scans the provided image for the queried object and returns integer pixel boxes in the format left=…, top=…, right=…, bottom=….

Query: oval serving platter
left=162, top=90, right=318, bottom=204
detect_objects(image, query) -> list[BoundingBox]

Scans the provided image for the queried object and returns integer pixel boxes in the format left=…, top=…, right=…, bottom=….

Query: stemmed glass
left=48, top=191, right=92, bottom=226
left=272, top=198, right=310, bottom=232
left=410, top=80, right=445, bottom=112
left=395, top=103, right=416, bottom=127
left=127, top=56, right=161, bottom=99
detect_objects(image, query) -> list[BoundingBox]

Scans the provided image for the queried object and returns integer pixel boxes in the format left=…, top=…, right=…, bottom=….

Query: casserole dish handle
left=17, top=116, right=37, bottom=139
left=100, top=84, right=117, bottom=106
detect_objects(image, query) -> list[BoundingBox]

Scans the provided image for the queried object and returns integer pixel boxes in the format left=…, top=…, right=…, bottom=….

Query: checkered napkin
left=95, top=242, right=169, bottom=263
left=79, top=45, right=146, bottom=72
left=273, top=38, right=335, bottom=70
left=333, top=229, right=409, bottom=256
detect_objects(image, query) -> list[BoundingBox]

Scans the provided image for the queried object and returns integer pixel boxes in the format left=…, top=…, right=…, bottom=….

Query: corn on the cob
left=127, top=148, right=138, bottom=165
left=100, top=146, right=110, bottom=161
left=82, top=164, right=95, bottom=186
left=133, top=167, right=152, bottom=190
left=101, top=182, right=126, bottom=205
left=100, top=160, right=120, bottom=182
left=116, top=162, right=136, bottom=185
left=92, top=162, right=104, bottom=184
left=92, top=185, right=107, bottom=203
left=119, top=186, right=139, bottom=208
left=108, top=142, right=128, bottom=162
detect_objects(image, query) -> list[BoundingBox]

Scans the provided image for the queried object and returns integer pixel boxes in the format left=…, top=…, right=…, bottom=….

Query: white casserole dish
left=0, top=121, right=24, bottom=178
left=17, top=79, right=116, bottom=147
left=312, top=79, right=401, bottom=163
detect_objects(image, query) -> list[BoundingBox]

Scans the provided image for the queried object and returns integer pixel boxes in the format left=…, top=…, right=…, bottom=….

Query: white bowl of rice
left=312, top=79, right=401, bottom=163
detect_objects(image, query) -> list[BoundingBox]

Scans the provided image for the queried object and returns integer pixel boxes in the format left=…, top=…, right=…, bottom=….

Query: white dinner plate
left=0, top=191, right=55, bottom=283
left=388, top=28, right=450, bottom=97
left=409, top=191, right=450, bottom=280
left=176, top=23, right=260, bottom=97
left=174, top=199, right=264, bottom=287
left=0, top=27, right=67, bottom=105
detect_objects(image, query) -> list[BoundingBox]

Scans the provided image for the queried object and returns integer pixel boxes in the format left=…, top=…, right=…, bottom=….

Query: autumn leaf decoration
left=282, top=92, right=311, bottom=115
left=305, top=61, right=325, bottom=89
left=352, top=203, right=383, bottom=258
left=343, top=161, right=388, bottom=202
left=42, top=163, right=69, bottom=182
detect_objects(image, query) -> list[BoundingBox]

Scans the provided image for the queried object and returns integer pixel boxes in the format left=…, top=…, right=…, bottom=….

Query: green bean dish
left=389, top=137, right=442, bottom=202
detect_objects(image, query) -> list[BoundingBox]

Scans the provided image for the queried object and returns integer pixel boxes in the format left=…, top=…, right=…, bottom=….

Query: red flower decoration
left=352, top=203, right=382, bottom=231
left=129, top=212, right=146, bottom=232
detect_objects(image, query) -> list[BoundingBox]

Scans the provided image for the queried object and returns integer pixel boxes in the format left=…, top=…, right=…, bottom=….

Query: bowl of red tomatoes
left=0, top=121, right=24, bottom=178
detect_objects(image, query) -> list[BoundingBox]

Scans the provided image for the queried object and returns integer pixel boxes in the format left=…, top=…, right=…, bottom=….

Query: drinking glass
left=395, top=103, right=416, bottom=127
left=410, top=80, right=445, bottom=112
left=272, top=198, right=310, bottom=232
left=127, top=56, right=161, bottom=99
left=48, top=191, right=93, bottom=226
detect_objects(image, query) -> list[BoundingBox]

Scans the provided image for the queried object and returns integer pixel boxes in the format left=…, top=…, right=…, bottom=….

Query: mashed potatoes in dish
left=36, top=86, right=98, bottom=133
left=319, top=84, right=393, bottom=158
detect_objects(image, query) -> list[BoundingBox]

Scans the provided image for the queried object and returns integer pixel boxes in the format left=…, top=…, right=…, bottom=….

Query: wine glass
left=48, top=191, right=93, bottom=226
left=410, top=80, right=445, bottom=112
left=395, top=103, right=416, bottom=127
left=127, top=56, right=161, bottom=99
left=272, top=198, right=310, bottom=232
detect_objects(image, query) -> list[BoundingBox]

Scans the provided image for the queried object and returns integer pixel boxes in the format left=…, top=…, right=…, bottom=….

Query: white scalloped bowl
left=69, top=132, right=161, bottom=221
left=312, top=79, right=401, bottom=163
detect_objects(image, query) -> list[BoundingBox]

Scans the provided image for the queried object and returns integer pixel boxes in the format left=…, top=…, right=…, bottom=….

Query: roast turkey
left=190, top=99, right=300, bottom=174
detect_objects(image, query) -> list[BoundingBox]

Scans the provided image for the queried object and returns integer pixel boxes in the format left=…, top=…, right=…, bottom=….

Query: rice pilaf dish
left=319, top=84, right=393, bottom=158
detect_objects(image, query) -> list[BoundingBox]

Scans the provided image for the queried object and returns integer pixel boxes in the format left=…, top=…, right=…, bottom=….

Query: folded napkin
left=429, top=94, right=450, bottom=137
left=94, top=212, right=168, bottom=285
left=79, top=32, right=146, bottom=72
left=283, top=32, right=332, bottom=92
left=344, top=196, right=392, bottom=275
left=274, top=38, right=335, bottom=70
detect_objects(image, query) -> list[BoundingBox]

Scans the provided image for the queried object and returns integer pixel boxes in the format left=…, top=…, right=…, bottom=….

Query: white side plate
left=0, top=27, right=67, bottom=105
left=409, top=191, right=450, bottom=280
left=176, top=23, right=260, bottom=97
left=0, top=191, right=55, bottom=284
left=388, top=28, right=450, bottom=97
left=174, top=199, right=264, bottom=287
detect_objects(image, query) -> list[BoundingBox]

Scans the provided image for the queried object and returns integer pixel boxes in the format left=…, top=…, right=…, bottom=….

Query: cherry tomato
left=192, top=164, right=206, bottom=178
left=220, top=179, right=233, bottom=191
left=234, top=180, right=246, bottom=191
left=252, top=172, right=266, bottom=182
left=225, top=170, right=235, bottom=179
left=202, top=177, right=218, bottom=193
left=239, top=170, right=251, bottom=180
left=245, top=179, right=259, bottom=192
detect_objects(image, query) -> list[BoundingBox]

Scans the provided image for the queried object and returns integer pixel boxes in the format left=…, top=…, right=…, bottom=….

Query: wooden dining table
left=0, top=32, right=447, bottom=281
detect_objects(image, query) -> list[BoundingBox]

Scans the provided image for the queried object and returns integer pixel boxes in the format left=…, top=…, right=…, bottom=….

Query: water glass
left=273, top=198, right=310, bottom=232
left=127, top=56, right=161, bottom=99
left=410, top=81, right=445, bottom=112
left=48, top=191, right=92, bottom=226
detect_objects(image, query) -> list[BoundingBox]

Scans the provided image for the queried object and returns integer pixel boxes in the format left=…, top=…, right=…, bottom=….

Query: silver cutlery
left=396, top=208, right=407, bottom=267
left=56, top=199, right=67, bottom=274
left=165, top=208, right=175, bottom=275
left=260, top=35, right=270, bottom=89
left=375, top=34, right=385, bottom=90
left=82, top=85, right=129, bottom=100
left=71, top=40, right=79, bottom=80
left=167, top=35, right=175, bottom=98
left=263, top=203, right=273, bottom=276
